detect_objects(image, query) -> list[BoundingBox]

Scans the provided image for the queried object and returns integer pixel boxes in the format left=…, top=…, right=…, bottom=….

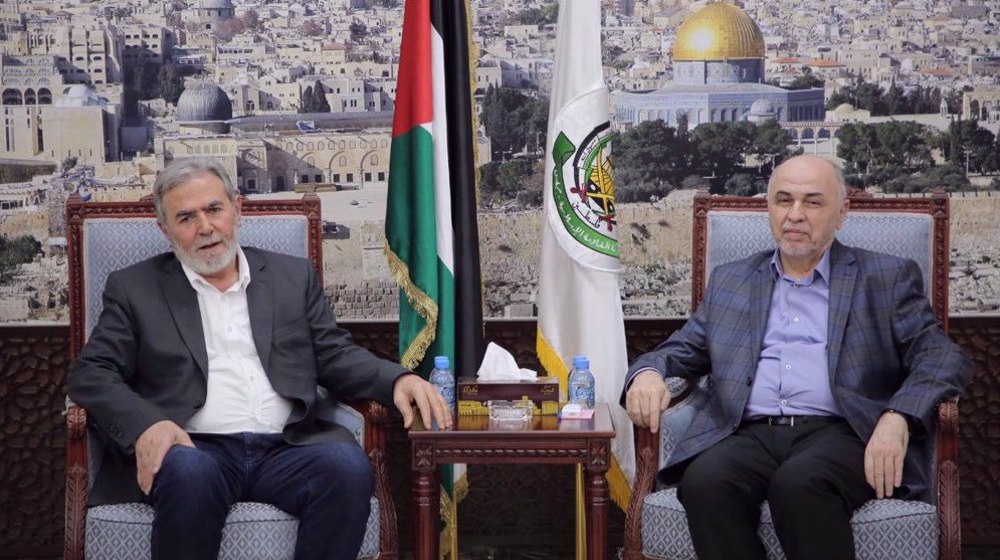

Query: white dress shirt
left=182, top=247, right=293, bottom=434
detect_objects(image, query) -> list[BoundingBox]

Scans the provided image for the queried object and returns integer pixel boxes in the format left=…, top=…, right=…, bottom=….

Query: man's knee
left=312, top=443, right=374, bottom=496
left=154, top=444, right=223, bottom=493
left=678, top=458, right=735, bottom=506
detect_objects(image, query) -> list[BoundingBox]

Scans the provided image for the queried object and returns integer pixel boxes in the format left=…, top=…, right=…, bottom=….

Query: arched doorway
left=2, top=88, right=22, bottom=105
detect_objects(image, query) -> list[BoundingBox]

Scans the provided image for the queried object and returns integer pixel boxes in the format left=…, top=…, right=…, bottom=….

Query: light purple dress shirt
left=744, top=249, right=841, bottom=420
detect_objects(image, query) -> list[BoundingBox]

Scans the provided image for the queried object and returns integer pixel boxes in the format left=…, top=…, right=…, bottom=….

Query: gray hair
left=153, top=157, right=238, bottom=223
left=768, top=155, right=847, bottom=203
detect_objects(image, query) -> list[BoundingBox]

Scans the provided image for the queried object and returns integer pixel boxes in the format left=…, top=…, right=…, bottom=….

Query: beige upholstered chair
left=624, top=191, right=961, bottom=560
left=64, top=194, right=398, bottom=560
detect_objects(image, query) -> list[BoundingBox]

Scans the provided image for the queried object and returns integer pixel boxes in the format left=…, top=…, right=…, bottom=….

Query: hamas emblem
left=551, top=122, right=618, bottom=257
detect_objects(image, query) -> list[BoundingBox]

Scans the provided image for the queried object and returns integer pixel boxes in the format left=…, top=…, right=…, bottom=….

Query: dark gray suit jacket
left=623, top=241, right=973, bottom=499
left=67, top=247, right=407, bottom=505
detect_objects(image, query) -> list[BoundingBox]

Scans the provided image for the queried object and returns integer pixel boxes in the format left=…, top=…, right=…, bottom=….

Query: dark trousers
left=677, top=420, right=875, bottom=560
left=147, top=433, right=373, bottom=560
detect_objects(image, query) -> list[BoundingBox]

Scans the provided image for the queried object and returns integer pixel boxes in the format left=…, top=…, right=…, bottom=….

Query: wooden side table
left=408, top=403, right=616, bottom=560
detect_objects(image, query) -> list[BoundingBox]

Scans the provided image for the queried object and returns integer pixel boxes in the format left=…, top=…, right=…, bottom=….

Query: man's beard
left=777, top=226, right=836, bottom=260
left=778, top=239, right=815, bottom=258
left=173, top=231, right=239, bottom=276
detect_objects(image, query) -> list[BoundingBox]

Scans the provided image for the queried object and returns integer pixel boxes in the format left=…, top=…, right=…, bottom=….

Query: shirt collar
left=770, top=246, right=831, bottom=284
left=180, top=245, right=251, bottom=293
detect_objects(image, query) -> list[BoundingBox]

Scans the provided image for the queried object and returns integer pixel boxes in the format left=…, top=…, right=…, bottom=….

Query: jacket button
left=732, top=423, right=739, bottom=431
left=746, top=377, right=752, bottom=386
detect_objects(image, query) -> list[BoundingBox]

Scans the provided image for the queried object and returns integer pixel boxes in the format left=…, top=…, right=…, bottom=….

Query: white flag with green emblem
left=536, top=0, right=633, bottom=513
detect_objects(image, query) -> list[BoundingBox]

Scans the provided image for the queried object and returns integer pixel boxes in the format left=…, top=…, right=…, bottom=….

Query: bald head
left=768, top=155, right=846, bottom=204
left=766, top=155, right=850, bottom=276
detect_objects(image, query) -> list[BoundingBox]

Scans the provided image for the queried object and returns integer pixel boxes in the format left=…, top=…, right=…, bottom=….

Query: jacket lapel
left=827, top=241, right=857, bottom=382
left=159, top=259, right=209, bottom=376
left=244, top=248, right=274, bottom=372
left=749, top=254, right=774, bottom=364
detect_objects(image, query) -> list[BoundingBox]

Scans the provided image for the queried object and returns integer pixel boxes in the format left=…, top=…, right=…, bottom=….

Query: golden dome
left=673, top=2, right=765, bottom=61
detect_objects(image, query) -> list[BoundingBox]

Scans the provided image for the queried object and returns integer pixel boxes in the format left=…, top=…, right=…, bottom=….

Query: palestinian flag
left=384, top=0, right=483, bottom=557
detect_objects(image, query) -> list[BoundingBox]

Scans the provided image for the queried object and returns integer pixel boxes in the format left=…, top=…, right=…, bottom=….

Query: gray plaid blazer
left=624, top=240, right=972, bottom=498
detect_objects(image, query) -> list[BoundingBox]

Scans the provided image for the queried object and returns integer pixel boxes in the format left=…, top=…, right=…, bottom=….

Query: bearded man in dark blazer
left=67, top=158, right=451, bottom=560
left=622, top=155, right=972, bottom=560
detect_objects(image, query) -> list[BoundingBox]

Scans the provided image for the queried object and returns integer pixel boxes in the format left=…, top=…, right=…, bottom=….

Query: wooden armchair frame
left=64, top=193, right=398, bottom=560
left=623, top=190, right=960, bottom=560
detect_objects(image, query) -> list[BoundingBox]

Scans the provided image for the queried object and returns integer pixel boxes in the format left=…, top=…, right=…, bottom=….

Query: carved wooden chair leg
left=371, top=447, right=399, bottom=560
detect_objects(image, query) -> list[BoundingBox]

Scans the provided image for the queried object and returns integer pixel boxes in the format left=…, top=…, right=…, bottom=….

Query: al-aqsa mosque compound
left=613, top=1, right=826, bottom=130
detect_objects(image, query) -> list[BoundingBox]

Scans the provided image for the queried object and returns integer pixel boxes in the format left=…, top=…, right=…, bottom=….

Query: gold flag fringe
left=539, top=332, right=634, bottom=512
left=454, top=470, right=469, bottom=503
left=464, top=0, right=481, bottom=206
left=536, top=331, right=571, bottom=395
left=439, top=471, right=469, bottom=560
left=539, top=332, right=583, bottom=560
left=575, top=465, right=586, bottom=560
left=608, top=455, right=632, bottom=511
left=383, top=244, right=438, bottom=370
left=439, top=483, right=456, bottom=559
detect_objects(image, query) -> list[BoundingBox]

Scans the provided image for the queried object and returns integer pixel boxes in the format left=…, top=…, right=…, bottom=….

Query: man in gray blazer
left=622, top=155, right=972, bottom=560
left=67, top=158, right=451, bottom=560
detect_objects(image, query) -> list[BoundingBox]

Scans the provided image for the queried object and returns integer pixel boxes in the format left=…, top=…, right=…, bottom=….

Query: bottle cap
left=572, top=356, right=589, bottom=369
left=434, top=355, right=450, bottom=369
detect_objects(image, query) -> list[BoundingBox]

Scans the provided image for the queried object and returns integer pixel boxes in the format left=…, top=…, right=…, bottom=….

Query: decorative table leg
left=586, top=440, right=611, bottom=560
left=412, top=443, right=439, bottom=560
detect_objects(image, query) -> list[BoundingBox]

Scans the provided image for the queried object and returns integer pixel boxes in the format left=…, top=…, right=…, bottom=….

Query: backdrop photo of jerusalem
left=4, top=0, right=1000, bottom=325
left=3, top=1, right=1000, bottom=559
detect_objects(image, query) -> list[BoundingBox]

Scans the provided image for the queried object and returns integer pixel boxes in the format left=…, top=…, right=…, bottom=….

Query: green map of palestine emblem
left=551, top=122, right=619, bottom=257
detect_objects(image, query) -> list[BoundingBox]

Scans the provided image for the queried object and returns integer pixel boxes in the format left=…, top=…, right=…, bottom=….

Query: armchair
left=623, top=190, right=960, bottom=560
left=64, top=193, right=398, bottom=560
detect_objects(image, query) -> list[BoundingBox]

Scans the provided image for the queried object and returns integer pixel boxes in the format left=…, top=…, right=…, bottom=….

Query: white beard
left=172, top=231, right=239, bottom=277
left=778, top=240, right=814, bottom=258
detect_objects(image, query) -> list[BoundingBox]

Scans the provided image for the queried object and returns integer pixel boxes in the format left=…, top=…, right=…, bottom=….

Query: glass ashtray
left=487, top=399, right=533, bottom=422
left=489, top=417, right=531, bottom=431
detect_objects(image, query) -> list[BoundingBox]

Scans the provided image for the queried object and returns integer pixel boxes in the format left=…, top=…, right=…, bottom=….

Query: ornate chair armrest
left=623, top=377, right=694, bottom=560
left=937, top=396, right=960, bottom=560
left=64, top=405, right=88, bottom=560
left=624, top=419, right=658, bottom=560
left=332, top=401, right=366, bottom=448
left=664, top=377, right=692, bottom=401
left=342, top=400, right=390, bottom=454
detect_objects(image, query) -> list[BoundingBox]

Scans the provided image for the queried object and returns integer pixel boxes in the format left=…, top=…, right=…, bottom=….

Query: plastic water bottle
left=429, top=355, right=455, bottom=410
left=568, top=355, right=596, bottom=409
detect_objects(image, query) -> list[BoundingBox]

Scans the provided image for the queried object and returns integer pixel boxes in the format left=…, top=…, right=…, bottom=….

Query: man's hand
left=135, top=420, right=195, bottom=495
left=625, top=370, right=671, bottom=433
left=393, top=373, right=452, bottom=430
left=864, top=411, right=910, bottom=499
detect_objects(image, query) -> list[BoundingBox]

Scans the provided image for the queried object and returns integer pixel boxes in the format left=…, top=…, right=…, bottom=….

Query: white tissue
left=476, top=342, right=537, bottom=381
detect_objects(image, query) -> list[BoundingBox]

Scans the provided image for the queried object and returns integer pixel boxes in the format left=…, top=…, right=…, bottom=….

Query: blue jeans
left=147, top=433, right=373, bottom=560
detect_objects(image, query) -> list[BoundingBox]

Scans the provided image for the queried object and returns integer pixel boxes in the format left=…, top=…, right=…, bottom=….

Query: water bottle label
left=431, top=368, right=455, bottom=408
left=436, top=385, right=455, bottom=408
left=572, top=386, right=595, bottom=408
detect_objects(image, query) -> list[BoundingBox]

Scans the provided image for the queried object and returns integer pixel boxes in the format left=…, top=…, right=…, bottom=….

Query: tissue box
left=457, top=377, right=560, bottom=415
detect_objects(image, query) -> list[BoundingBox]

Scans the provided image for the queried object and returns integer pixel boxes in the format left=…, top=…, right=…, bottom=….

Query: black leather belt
left=744, top=415, right=843, bottom=427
